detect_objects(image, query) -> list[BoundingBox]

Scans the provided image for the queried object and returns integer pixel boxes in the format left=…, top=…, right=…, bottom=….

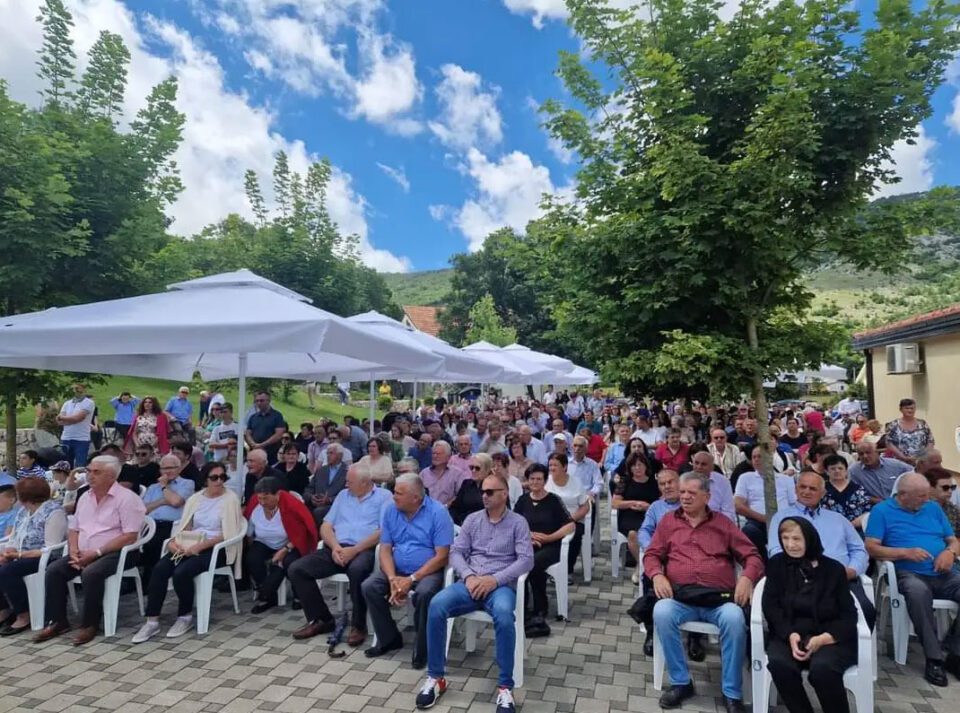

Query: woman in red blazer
left=123, top=396, right=171, bottom=455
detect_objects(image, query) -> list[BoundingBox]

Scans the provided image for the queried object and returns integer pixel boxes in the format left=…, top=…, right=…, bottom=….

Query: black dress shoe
left=925, top=659, right=948, bottom=687
left=721, top=696, right=746, bottom=713
left=643, top=630, right=654, bottom=657
left=0, top=622, right=29, bottom=637
left=946, top=654, right=960, bottom=681
left=686, top=633, right=706, bottom=662
left=251, top=600, right=276, bottom=615
left=364, top=637, right=404, bottom=658
left=658, top=682, right=695, bottom=709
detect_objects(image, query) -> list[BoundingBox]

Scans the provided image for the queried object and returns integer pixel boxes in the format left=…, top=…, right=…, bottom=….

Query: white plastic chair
left=444, top=568, right=528, bottom=688
left=610, top=508, right=629, bottom=579
left=545, top=533, right=573, bottom=620
left=580, top=502, right=593, bottom=583
left=750, top=577, right=874, bottom=713
left=877, top=560, right=958, bottom=665
left=25, top=540, right=68, bottom=630
left=68, top=517, right=156, bottom=637
left=316, top=541, right=379, bottom=622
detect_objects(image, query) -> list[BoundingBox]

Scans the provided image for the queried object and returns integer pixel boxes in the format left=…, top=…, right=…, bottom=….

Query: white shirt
left=569, top=456, right=602, bottom=497
left=564, top=396, right=585, bottom=420
left=837, top=398, right=861, bottom=417
left=546, top=475, right=589, bottom=516
left=734, top=471, right=797, bottom=516
left=507, top=476, right=523, bottom=509
left=59, top=397, right=94, bottom=441
left=631, top=428, right=660, bottom=447
left=192, top=494, right=225, bottom=538
left=524, top=437, right=548, bottom=466
left=543, top=391, right=556, bottom=405
left=209, top=422, right=240, bottom=460
left=209, top=392, right=226, bottom=408
left=248, top=505, right=288, bottom=550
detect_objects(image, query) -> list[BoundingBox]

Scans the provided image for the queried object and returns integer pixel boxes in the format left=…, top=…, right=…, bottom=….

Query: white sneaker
left=165, top=616, right=193, bottom=638
left=631, top=569, right=640, bottom=585
left=131, top=621, right=160, bottom=644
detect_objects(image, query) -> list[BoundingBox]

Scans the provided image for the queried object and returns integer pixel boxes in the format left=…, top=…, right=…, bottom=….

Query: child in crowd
left=0, top=485, right=21, bottom=538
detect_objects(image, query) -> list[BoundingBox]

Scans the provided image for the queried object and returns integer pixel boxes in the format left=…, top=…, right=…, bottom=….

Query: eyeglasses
left=469, top=465, right=483, bottom=471
left=160, top=465, right=179, bottom=471
left=206, top=474, right=226, bottom=482
left=940, top=484, right=958, bottom=492
left=481, top=488, right=505, bottom=496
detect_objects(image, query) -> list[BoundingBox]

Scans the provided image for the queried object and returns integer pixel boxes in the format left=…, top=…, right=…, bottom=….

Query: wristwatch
left=409, top=573, right=418, bottom=584
left=96, top=548, right=103, bottom=558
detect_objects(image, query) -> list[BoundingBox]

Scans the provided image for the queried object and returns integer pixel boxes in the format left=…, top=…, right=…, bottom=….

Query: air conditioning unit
left=886, top=342, right=922, bottom=374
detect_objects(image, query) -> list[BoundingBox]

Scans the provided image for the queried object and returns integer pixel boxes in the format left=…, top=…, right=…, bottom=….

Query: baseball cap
left=52, top=460, right=71, bottom=472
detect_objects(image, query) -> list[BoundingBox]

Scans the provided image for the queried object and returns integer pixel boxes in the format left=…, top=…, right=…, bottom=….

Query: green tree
left=36, top=0, right=76, bottom=107
left=77, top=30, right=130, bottom=122
left=465, top=293, right=518, bottom=346
left=540, top=0, right=960, bottom=513
left=244, top=169, right=268, bottom=227
left=130, top=77, right=185, bottom=208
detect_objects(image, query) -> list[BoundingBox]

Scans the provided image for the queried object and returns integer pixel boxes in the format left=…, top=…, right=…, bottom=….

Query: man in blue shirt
left=850, top=440, right=912, bottom=502
left=140, top=454, right=196, bottom=584
left=407, top=433, right=434, bottom=472
left=866, top=472, right=960, bottom=686
left=362, top=473, right=454, bottom=669
left=769, top=471, right=874, bottom=628
left=164, top=386, right=195, bottom=443
left=109, top=392, right=140, bottom=439
left=288, top=464, right=390, bottom=645
left=245, top=391, right=286, bottom=464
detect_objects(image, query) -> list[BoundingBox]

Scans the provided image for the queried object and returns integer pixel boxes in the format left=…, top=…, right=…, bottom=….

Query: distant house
left=402, top=305, right=442, bottom=336
left=852, top=304, right=960, bottom=469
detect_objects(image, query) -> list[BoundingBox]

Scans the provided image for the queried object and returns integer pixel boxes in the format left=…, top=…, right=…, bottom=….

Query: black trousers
left=742, top=520, right=768, bottom=561
left=362, top=568, right=444, bottom=661
left=766, top=638, right=856, bottom=713
left=146, top=550, right=225, bottom=617
left=45, top=552, right=122, bottom=628
left=141, top=520, right=175, bottom=586
left=245, top=540, right=300, bottom=604
left=288, top=547, right=375, bottom=630
left=0, top=558, right=41, bottom=614
left=528, top=542, right=562, bottom=617
left=568, top=522, right=585, bottom=575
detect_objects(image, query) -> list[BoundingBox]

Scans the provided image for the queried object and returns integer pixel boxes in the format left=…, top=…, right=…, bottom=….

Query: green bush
left=377, top=394, right=393, bottom=411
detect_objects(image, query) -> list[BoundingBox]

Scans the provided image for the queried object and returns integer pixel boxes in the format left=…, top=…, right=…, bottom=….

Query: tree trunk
left=4, top=389, right=16, bottom=475
left=746, top=316, right=778, bottom=518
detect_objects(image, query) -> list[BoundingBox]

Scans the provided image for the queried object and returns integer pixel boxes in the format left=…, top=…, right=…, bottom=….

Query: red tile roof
left=853, top=303, right=960, bottom=340
left=402, top=305, right=442, bottom=336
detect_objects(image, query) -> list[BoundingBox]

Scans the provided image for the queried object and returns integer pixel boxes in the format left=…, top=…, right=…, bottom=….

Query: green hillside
left=381, top=268, right=452, bottom=306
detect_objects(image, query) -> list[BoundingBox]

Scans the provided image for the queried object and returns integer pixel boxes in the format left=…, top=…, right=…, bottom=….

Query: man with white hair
left=139, top=453, right=196, bottom=585
left=866, top=472, right=960, bottom=686
left=244, top=448, right=286, bottom=503
left=35, top=456, right=146, bottom=646
left=304, top=442, right=348, bottom=526
left=517, top=425, right=547, bottom=466
left=288, top=464, right=390, bottom=645
left=420, top=441, right=468, bottom=506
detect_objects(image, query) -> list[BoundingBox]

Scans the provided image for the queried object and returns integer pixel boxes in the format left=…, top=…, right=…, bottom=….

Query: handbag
left=672, top=584, right=733, bottom=609
left=170, top=530, right=206, bottom=564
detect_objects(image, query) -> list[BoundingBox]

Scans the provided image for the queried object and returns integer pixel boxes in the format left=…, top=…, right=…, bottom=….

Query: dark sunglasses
left=469, top=465, right=483, bottom=471
left=206, top=474, right=227, bottom=482
left=481, top=488, right=505, bottom=496
left=940, top=484, right=958, bottom=492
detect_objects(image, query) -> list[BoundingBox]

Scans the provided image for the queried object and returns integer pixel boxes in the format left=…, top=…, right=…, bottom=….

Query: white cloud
left=947, top=53, right=960, bottom=134
left=350, top=32, right=422, bottom=134
left=436, top=148, right=562, bottom=251
left=376, top=162, right=411, bottom=193
left=873, top=126, right=937, bottom=199
left=428, top=64, right=503, bottom=151
left=0, top=0, right=411, bottom=273
left=503, top=0, right=740, bottom=28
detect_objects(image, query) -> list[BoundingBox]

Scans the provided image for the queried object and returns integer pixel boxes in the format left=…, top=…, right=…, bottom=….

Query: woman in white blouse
left=132, top=462, right=244, bottom=643
left=545, top=453, right=590, bottom=579
left=356, top=435, right=395, bottom=485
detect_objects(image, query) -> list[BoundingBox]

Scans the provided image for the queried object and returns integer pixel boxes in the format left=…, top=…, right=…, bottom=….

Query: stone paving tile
left=0, top=511, right=947, bottom=712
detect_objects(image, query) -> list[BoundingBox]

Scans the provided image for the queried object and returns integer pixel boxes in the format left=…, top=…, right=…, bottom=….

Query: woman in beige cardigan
left=131, top=461, right=245, bottom=643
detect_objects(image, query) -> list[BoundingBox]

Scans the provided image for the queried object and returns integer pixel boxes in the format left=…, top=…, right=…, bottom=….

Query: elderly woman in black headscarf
left=762, top=516, right=858, bottom=713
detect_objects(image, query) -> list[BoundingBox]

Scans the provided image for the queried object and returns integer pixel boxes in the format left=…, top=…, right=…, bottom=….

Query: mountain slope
left=381, top=268, right=452, bottom=306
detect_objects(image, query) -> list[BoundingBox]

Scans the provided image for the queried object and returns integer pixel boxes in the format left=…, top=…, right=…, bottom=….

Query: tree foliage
left=465, top=293, right=518, bottom=347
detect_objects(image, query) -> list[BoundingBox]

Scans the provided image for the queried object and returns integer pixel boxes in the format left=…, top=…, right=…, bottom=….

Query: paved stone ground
left=0, top=510, right=951, bottom=713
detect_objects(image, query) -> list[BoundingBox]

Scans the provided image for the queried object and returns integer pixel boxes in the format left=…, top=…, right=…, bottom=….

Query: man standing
left=850, top=440, right=912, bottom=503
left=35, top=456, right=146, bottom=646
left=866, top=472, right=960, bottom=686
left=58, top=383, right=95, bottom=467
left=140, top=454, right=196, bottom=585
left=415, top=474, right=534, bottom=712
left=303, top=443, right=348, bottom=526
left=420, top=442, right=468, bottom=507
left=207, top=403, right=240, bottom=463
left=569, top=435, right=602, bottom=526
left=644, top=472, right=763, bottom=712
left=362, top=473, right=453, bottom=669
left=837, top=393, right=862, bottom=421
left=768, top=472, right=874, bottom=627
left=564, top=390, right=585, bottom=423
left=288, top=465, right=390, bottom=645
left=245, top=391, right=286, bottom=464
left=164, top=386, right=195, bottom=443
left=109, top=392, right=139, bottom=440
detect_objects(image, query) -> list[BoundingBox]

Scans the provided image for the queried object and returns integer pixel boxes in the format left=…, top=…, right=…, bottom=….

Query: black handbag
left=672, top=584, right=733, bottom=609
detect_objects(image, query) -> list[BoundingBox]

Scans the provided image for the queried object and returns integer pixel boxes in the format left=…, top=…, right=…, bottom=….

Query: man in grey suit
left=305, top=443, right=348, bottom=526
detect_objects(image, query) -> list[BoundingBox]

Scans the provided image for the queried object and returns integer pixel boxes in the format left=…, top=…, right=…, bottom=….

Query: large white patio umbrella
left=502, top=343, right=575, bottom=375
left=0, top=270, right=445, bottom=466
left=550, top=365, right=599, bottom=385
left=461, top=341, right=558, bottom=384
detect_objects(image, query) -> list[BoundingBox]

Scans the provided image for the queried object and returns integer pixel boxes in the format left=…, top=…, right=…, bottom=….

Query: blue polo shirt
left=325, top=486, right=392, bottom=546
left=865, top=498, right=952, bottom=576
left=164, top=396, right=193, bottom=424
left=142, top=477, right=196, bottom=522
left=109, top=397, right=140, bottom=426
left=380, top=496, right=454, bottom=574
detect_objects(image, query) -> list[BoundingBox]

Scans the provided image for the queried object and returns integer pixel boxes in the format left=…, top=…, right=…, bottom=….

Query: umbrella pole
left=237, top=354, right=247, bottom=477
left=412, top=381, right=417, bottom=411
left=369, top=373, right=375, bottom=437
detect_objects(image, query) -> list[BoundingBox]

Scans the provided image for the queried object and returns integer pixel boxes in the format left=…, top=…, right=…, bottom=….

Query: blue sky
left=0, top=0, right=957, bottom=273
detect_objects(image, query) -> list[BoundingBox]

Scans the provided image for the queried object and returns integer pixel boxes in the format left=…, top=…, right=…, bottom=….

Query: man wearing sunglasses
left=414, top=474, right=533, bottom=713
left=927, top=467, right=960, bottom=538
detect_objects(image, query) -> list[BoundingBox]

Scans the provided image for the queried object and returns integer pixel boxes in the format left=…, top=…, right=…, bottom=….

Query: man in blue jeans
left=57, top=383, right=95, bottom=467
left=415, top=474, right=533, bottom=713
left=643, top=472, right=764, bottom=712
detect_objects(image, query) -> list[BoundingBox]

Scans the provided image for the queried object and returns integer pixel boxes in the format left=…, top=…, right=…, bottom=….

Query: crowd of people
left=1, top=384, right=959, bottom=713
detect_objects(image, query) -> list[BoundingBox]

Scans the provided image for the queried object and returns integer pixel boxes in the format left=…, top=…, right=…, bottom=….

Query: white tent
left=0, top=270, right=446, bottom=462
left=462, top=341, right=559, bottom=384
left=550, top=365, right=600, bottom=385
left=502, top=343, right=574, bottom=374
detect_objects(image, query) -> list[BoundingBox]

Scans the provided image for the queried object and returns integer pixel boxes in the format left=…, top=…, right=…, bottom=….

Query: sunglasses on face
left=206, top=474, right=226, bottom=482
left=469, top=465, right=482, bottom=471
left=940, top=484, right=958, bottom=492
left=481, top=488, right=505, bottom=496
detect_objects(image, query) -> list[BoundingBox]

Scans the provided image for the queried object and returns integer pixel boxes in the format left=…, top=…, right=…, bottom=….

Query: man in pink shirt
left=35, top=455, right=146, bottom=646
left=420, top=442, right=469, bottom=506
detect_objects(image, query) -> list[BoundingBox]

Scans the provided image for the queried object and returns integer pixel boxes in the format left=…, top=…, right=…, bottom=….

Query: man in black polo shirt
left=121, top=445, right=161, bottom=489
left=245, top=391, right=286, bottom=463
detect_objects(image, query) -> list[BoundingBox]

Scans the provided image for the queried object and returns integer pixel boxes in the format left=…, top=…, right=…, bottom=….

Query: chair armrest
left=208, top=528, right=246, bottom=575
left=881, top=560, right=899, bottom=600
left=38, top=540, right=68, bottom=572
left=750, top=578, right=767, bottom=669
left=444, top=565, right=455, bottom=587
left=559, top=532, right=573, bottom=560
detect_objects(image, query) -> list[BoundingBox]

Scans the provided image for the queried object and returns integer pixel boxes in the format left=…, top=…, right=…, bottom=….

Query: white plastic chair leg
left=465, top=619, right=479, bottom=652
left=68, top=580, right=79, bottom=615
left=25, top=573, right=45, bottom=631
left=891, top=597, right=909, bottom=665
left=611, top=539, right=620, bottom=579
left=102, top=574, right=121, bottom=637
left=228, top=574, right=239, bottom=614
left=555, top=569, right=568, bottom=620
left=652, top=626, right=665, bottom=690
left=194, top=574, right=213, bottom=635
left=513, top=610, right=524, bottom=688
left=582, top=536, right=592, bottom=583
left=278, top=579, right=288, bottom=607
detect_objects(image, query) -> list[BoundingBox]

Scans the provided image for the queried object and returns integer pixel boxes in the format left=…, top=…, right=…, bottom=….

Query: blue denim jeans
left=427, top=582, right=517, bottom=688
left=653, top=599, right=746, bottom=699
left=61, top=439, right=91, bottom=467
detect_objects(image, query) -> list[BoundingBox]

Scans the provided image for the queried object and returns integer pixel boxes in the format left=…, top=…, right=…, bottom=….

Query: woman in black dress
left=613, top=438, right=662, bottom=486
left=275, top=444, right=311, bottom=495
left=762, top=517, right=858, bottom=713
left=449, top=453, right=492, bottom=526
left=611, top=453, right=660, bottom=566
left=513, top=463, right=574, bottom=628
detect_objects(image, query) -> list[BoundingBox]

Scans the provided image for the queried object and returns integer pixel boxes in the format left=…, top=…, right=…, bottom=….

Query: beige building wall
left=869, top=334, right=960, bottom=471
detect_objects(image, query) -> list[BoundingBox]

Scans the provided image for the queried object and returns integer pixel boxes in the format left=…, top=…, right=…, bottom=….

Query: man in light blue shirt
left=768, top=472, right=873, bottom=627
left=362, top=473, right=454, bottom=669
left=688, top=451, right=737, bottom=522
left=288, top=464, right=391, bottom=645
left=603, top=425, right=632, bottom=474
left=140, top=454, right=196, bottom=583
left=109, top=392, right=140, bottom=438
left=850, top=441, right=912, bottom=502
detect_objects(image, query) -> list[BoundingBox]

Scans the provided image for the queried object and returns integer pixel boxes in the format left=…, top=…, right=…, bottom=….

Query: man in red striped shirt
left=643, top=471, right=763, bottom=712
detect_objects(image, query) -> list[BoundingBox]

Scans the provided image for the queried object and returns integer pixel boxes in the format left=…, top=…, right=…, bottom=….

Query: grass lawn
left=17, top=376, right=380, bottom=429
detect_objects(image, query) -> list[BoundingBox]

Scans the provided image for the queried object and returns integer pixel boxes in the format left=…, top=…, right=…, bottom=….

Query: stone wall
left=0, top=429, right=37, bottom=464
